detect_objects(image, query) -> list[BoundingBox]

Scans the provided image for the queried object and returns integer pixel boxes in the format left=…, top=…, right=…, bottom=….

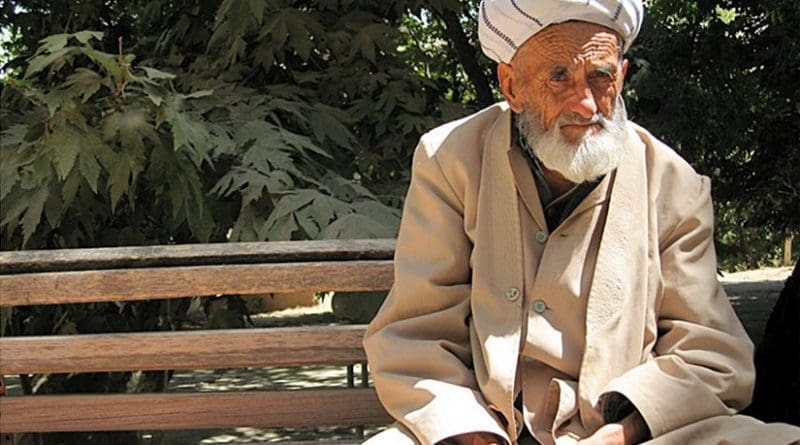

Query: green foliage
left=0, top=18, right=421, bottom=247
left=0, top=4, right=479, bottom=442
left=0, top=0, right=496, bottom=253
left=2, top=32, right=213, bottom=247
left=624, top=0, right=799, bottom=270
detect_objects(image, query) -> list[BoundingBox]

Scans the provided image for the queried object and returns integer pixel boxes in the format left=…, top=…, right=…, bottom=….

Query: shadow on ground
left=722, top=270, right=788, bottom=345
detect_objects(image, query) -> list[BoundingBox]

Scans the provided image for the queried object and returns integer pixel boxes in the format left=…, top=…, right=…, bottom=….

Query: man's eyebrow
left=594, top=62, right=617, bottom=74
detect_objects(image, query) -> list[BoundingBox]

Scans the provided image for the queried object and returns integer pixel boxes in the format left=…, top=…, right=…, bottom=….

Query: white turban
left=477, top=0, right=644, bottom=63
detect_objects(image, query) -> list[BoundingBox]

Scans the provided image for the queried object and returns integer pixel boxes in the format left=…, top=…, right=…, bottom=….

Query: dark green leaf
left=49, top=125, right=83, bottom=180
left=36, top=34, right=70, bottom=54
left=140, top=66, right=176, bottom=80
left=107, top=151, right=139, bottom=212
left=72, top=30, right=104, bottom=45
left=63, top=68, right=105, bottom=102
left=19, top=185, right=50, bottom=246
left=25, top=47, right=75, bottom=78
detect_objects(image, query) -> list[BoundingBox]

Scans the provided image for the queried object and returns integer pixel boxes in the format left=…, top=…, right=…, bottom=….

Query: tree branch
left=434, top=7, right=495, bottom=108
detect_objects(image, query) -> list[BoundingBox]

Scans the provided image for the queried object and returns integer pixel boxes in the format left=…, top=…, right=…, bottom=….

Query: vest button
left=533, top=300, right=547, bottom=314
left=535, top=231, right=548, bottom=243
left=505, top=287, right=520, bottom=301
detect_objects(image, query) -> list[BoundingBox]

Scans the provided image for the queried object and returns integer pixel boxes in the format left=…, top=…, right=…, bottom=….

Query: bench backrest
left=0, top=239, right=395, bottom=434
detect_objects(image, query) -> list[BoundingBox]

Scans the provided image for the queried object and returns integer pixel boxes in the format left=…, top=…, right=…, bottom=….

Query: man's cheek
left=534, top=95, right=561, bottom=130
left=598, top=92, right=617, bottom=118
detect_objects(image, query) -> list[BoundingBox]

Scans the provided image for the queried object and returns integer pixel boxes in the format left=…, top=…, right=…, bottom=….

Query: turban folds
left=477, top=0, right=644, bottom=63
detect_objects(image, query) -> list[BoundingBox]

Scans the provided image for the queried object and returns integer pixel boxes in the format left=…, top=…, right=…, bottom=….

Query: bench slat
left=0, top=325, right=368, bottom=374
left=0, top=261, right=393, bottom=307
left=0, top=239, right=396, bottom=274
left=0, top=388, right=393, bottom=433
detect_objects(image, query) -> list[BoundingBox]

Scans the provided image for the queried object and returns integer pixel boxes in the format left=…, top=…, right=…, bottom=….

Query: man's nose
left=568, top=82, right=599, bottom=119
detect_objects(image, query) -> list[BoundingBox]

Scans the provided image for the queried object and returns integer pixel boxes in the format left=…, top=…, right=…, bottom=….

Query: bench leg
left=347, top=364, right=355, bottom=388
left=360, top=362, right=369, bottom=388
left=0, top=376, right=14, bottom=445
left=357, top=363, right=372, bottom=439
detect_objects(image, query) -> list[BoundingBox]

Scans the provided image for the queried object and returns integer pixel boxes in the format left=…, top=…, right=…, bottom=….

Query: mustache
left=557, top=112, right=608, bottom=127
left=557, top=95, right=627, bottom=129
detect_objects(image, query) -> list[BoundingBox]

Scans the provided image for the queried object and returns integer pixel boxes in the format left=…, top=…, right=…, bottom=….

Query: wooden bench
left=0, top=239, right=788, bottom=443
left=0, top=239, right=396, bottom=444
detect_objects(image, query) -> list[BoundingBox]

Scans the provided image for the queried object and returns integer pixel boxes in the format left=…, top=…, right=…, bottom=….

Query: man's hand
left=577, top=410, right=649, bottom=445
left=448, top=432, right=506, bottom=445
left=576, top=422, right=626, bottom=445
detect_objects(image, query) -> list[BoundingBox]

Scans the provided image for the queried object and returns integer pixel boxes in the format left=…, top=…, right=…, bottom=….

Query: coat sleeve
left=597, top=175, right=755, bottom=438
left=363, top=138, right=510, bottom=445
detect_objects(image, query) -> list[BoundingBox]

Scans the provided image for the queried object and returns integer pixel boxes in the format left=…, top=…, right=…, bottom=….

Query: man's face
left=499, top=21, right=628, bottom=144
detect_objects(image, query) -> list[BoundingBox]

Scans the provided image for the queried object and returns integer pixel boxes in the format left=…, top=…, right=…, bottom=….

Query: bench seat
left=0, top=240, right=395, bottom=444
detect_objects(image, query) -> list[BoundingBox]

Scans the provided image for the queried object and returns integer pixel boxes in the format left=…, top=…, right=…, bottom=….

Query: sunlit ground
left=721, top=266, right=791, bottom=346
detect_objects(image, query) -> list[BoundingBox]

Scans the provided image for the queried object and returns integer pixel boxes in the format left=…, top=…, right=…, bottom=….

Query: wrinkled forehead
left=512, top=21, right=623, bottom=65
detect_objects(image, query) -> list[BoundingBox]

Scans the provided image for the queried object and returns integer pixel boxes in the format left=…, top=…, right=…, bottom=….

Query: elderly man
left=362, top=1, right=800, bottom=444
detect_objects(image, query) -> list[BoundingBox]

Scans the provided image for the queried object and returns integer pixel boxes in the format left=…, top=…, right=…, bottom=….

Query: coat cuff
left=597, top=358, right=733, bottom=438
left=403, top=382, right=510, bottom=445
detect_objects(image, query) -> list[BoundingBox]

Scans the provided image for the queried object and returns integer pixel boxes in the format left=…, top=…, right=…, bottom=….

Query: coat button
left=535, top=231, right=548, bottom=243
left=505, top=287, right=520, bottom=301
left=533, top=300, right=547, bottom=313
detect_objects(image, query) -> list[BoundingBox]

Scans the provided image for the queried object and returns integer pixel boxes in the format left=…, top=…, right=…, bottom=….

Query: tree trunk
left=783, top=235, right=793, bottom=267
left=435, top=7, right=495, bottom=108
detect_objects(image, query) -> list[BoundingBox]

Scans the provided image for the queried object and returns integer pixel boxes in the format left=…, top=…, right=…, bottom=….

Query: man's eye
left=549, top=68, right=569, bottom=82
left=592, top=70, right=612, bottom=79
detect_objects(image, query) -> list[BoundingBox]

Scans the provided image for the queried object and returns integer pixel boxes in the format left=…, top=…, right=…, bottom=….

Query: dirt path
left=720, top=266, right=791, bottom=345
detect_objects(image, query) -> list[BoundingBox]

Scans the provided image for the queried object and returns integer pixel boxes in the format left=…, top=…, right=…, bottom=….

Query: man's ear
left=617, top=58, right=630, bottom=92
left=497, top=63, right=523, bottom=113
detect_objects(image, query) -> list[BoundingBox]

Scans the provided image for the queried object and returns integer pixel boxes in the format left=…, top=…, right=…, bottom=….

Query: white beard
left=516, top=96, right=630, bottom=184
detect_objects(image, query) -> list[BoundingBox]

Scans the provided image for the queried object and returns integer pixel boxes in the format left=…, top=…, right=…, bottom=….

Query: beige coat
left=363, top=103, right=798, bottom=444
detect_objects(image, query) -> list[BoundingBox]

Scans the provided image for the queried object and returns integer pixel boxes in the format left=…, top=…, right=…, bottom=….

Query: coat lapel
left=471, top=104, right=527, bottom=437
left=508, top=146, right=548, bottom=233
left=478, top=104, right=525, bottom=301
left=577, top=124, right=650, bottom=429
